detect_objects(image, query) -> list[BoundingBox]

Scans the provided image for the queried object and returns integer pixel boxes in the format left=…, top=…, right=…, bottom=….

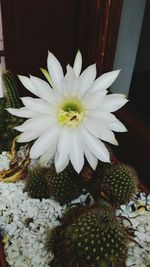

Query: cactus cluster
left=24, top=164, right=83, bottom=204
left=43, top=160, right=139, bottom=266
left=48, top=204, right=128, bottom=267
left=23, top=148, right=139, bottom=266
left=0, top=71, right=23, bottom=153
left=24, top=157, right=139, bottom=266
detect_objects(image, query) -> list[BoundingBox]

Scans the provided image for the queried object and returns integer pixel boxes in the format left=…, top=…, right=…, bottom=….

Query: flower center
left=57, top=98, right=86, bottom=128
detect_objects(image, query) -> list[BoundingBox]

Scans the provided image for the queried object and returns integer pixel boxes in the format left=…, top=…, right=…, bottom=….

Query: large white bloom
left=7, top=51, right=128, bottom=173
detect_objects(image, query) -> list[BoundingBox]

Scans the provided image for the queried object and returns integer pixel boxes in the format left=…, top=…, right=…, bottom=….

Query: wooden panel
left=1, top=0, right=78, bottom=73
left=1, top=0, right=122, bottom=81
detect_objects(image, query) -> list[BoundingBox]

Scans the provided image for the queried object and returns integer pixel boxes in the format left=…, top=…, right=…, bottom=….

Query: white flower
left=7, top=51, right=128, bottom=173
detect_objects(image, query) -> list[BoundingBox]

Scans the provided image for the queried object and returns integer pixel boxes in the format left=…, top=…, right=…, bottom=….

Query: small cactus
left=24, top=164, right=83, bottom=204
left=0, top=71, right=23, bottom=152
left=48, top=204, right=128, bottom=267
left=48, top=164, right=83, bottom=205
left=97, top=164, right=139, bottom=206
left=24, top=166, right=51, bottom=200
left=2, top=70, right=22, bottom=108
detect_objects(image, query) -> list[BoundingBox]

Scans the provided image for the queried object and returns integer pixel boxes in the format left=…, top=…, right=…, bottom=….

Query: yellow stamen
left=57, top=97, right=86, bottom=128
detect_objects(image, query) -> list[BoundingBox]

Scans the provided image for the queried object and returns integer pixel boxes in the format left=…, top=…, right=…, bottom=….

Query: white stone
left=146, top=235, right=150, bottom=242
left=128, top=212, right=137, bottom=218
left=31, top=255, right=42, bottom=265
left=0, top=161, right=150, bottom=267
left=135, top=231, right=147, bottom=241
left=120, top=204, right=126, bottom=211
left=130, top=218, right=139, bottom=228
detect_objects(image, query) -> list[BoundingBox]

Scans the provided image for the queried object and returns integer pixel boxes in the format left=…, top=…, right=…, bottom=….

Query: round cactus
left=24, top=166, right=51, bottom=200
left=97, top=164, right=139, bottom=205
left=48, top=204, right=128, bottom=267
left=24, top=165, right=83, bottom=204
left=48, top=164, right=83, bottom=205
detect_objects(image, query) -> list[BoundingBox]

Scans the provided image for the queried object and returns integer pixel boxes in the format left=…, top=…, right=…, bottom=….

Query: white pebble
left=135, top=231, right=147, bottom=241
left=0, top=157, right=150, bottom=267
left=146, top=235, right=150, bottom=242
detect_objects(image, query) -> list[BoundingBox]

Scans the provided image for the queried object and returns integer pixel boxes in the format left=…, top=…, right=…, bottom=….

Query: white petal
left=39, top=141, right=57, bottom=165
left=6, top=107, right=37, bottom=118
left=73, top=50, right=82, bottom=77
left=83, top=90, right=107, bottom=109
left=21, top=97, right=54, bottom=114
left=109, top=119, right=127, bottom=132
left=82, top=142, right=98, bottom=170
left=70, top=131, right=84, bottom=173
left=62, top=65, right=77, bottom=95
left=47, top=51, right=64, bottom=91
left=14, top=115, right=54, bottom=132
left=55, top=128, right=71, bottom=173
left=91, top=70, right=120, bottom=93
left=29, top=75, right=55, bottom=104
left=18, top=75, right=37, bottom=95
left=17, top=131, right=41, bottom=142
left=84, top=119, right=118, bottom=145
left=89, top=110, right=117, bottom=123
left=77, top=64, right=97, bottom=97
left=80, top=127, right=110, bottom=163
left=30, top=126, right=60, bottom=158
left=85, top=150, right=98, bottom=170
left=101, top=94, right=128, bottom=112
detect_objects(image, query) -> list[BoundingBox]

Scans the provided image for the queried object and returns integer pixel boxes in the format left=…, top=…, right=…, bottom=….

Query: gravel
left=116, top=193, right=150, bottom=267
left=0, top=182, right=149, bottom=267
left=0, top=181, right=90, bottom=267
left=0, top=151, right=150, bottom=267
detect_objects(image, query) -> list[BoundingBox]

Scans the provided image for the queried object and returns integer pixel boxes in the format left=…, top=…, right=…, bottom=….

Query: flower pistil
left=57, top=97, right=86, bottom=128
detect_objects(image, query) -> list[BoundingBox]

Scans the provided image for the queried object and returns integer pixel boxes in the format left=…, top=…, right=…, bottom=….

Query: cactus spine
left=0, top=71, right=23, bottom=152
left=2, top=70, right=22, bottom=108
left=48, top=204, right=128, bottom=267
left=96, top=164, right=138, bottom=206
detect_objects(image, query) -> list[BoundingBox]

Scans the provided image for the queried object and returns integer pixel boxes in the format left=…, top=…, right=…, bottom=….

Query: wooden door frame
left=75, top=0, right=123, bottom=74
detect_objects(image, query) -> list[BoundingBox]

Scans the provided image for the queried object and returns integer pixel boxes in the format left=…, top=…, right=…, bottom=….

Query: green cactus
left=0, top=98, right=7, bottom=132
left=2, top=70, right=22, bottom=108
left=0, top=110, right=23, bottom=153
left=48, top=164, right=83, bottom=205
left=95, top=145, right=114, bottom=175
left=48, top=204, right=128, bottom=267
left=0, top=71, right=23, bottom=153
left=25, top=164, right=83, bottom=204
left=24, top=166, right=51, bottom=200
left=0, top=110, right=19, bottom=152
left=79, top=145, right=114, bottom=194
left=96, top=164, right=139, bottom=206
